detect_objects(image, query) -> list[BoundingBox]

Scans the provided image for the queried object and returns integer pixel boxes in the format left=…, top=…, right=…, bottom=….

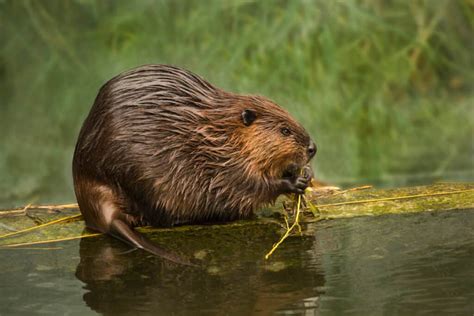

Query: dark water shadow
left=75, top=223, right=326, bottom=315
left=74, top=211, right=474, bottom=315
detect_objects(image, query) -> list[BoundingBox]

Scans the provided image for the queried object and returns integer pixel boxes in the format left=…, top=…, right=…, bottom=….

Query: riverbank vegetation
left=0, top=0, right=472, bottom=206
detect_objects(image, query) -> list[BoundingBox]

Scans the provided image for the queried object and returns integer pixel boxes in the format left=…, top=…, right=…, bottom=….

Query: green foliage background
left=0, top=0, right=473, bottom=206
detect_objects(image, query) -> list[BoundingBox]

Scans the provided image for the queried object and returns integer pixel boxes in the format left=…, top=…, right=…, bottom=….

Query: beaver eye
left=280, top=127, right=291, bottom=136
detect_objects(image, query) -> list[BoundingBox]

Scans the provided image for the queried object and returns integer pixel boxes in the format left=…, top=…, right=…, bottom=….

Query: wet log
left=0, top=183, right=472, bottom=248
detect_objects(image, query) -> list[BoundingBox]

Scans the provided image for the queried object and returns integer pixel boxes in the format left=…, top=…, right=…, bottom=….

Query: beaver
left=73, top=64, right=316, bottom=261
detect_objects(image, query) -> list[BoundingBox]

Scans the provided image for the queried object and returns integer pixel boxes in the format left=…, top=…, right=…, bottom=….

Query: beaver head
left=229, top=95, right=316, bottom=180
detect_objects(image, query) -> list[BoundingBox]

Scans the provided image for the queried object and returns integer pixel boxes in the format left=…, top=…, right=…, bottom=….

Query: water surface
left=1, top=210, right=473, bottom=315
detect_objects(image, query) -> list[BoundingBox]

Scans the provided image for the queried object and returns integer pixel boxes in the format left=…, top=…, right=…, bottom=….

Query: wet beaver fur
left=73, top=64, right=316, bottom=262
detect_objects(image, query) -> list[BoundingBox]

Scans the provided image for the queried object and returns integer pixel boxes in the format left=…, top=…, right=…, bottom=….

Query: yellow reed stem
left=265, top=194, right=302, bottom=259
left=0, top=214, right=82, bottom=239
left=0, top=203, right=79, bottom=215
left=0, top=233, right=102, bottom=248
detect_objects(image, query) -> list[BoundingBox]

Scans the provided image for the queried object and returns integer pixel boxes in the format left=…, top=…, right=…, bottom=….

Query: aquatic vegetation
left=0, top=1, right=472, bottom=206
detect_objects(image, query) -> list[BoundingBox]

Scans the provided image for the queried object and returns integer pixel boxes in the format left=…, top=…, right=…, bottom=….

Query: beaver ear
left=241, top=109, right=257, bottom=126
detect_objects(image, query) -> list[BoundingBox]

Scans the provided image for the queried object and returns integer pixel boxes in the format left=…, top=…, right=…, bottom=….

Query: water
left=1, top=210, right=473, bottom=315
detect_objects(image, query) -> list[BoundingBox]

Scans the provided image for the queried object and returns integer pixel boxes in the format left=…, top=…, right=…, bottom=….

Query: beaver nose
left=308, top=142, right=317, bottom=159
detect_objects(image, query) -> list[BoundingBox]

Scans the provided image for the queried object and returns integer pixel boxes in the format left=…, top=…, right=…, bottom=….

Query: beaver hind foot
left=76, top=181, right=193, bottom=265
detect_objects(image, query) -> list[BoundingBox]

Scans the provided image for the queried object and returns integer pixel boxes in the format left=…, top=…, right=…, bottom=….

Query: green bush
left=0, top=0, right=472, bottom=206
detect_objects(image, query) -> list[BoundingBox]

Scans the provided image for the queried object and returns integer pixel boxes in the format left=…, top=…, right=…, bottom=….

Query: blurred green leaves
left=0, top=0, right=472, bottom=206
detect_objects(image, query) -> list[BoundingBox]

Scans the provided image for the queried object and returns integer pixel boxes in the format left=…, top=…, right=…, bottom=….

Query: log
left=0, top=183, right=472, bottom=248
left=304, top=182, right=474, bottom=219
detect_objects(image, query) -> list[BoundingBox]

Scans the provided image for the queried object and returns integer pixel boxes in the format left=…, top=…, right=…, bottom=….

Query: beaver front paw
left=277, top=174, right=311, bottom=195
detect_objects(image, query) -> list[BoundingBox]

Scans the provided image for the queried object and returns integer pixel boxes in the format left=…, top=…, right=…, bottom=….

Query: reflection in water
left=0, top=211, right=473, bottom=315
left=75, top=224, right=326, bottom=315
left=73, top=211, right=474, bottom=315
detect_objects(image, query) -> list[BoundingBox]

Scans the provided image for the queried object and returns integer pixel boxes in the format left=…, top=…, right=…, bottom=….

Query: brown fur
left=73, top=64, right=316, bottom=259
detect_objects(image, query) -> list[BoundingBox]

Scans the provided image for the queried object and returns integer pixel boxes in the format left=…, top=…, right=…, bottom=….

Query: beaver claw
left=277, top=173, right=311, bottom=195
